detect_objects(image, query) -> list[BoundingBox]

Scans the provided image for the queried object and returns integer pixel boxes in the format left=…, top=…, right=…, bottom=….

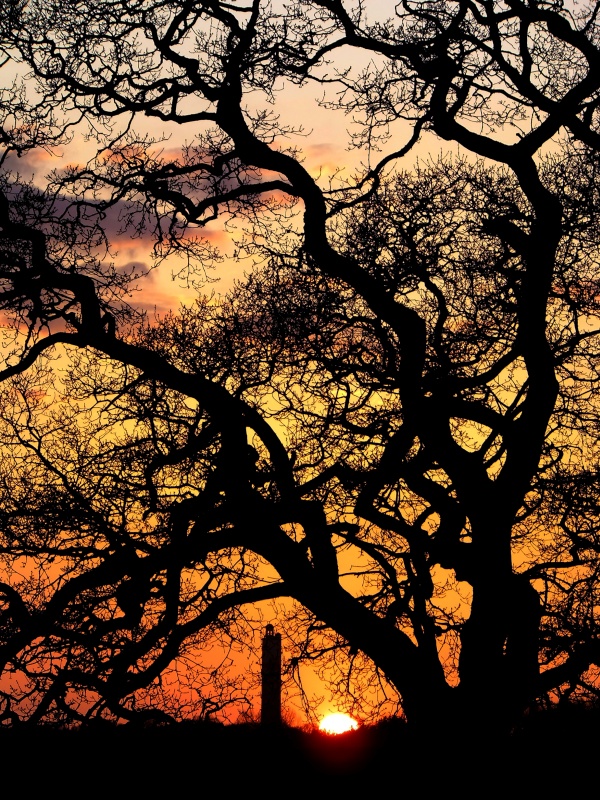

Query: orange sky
left=0, top=5, right=458, bottom=725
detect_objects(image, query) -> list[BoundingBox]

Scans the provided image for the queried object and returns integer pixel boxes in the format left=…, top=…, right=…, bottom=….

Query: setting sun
left=318, top=713, right=359, bottom=735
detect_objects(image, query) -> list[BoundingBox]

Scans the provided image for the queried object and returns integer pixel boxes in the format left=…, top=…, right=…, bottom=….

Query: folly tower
left=260, top=624, right=282, bottom=725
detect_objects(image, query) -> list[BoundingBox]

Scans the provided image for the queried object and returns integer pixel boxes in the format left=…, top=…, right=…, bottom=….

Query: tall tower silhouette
left=261, top=624, right=282, bottom=725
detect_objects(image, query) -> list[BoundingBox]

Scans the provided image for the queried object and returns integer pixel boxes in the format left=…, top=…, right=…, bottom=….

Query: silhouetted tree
left=0, top=361, right=272, bottom=724
left=1, top=0, right=600, bottom=733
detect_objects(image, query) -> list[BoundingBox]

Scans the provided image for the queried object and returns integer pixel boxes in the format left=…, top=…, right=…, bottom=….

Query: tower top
left=265, top=623, right=275, bottom=636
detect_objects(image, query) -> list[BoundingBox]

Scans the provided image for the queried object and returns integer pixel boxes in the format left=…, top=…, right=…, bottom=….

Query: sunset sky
left=2, top=7, right=421, bottom=724
left=3, top=0, right=589, bottom=731
left=6, top=33, right=430, bottom=316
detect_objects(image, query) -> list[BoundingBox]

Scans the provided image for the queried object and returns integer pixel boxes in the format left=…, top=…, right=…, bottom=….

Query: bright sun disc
left=318, top=712, right=359, bottom=735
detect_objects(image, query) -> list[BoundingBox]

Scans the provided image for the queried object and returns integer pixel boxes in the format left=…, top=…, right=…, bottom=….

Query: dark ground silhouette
left=1, top=705, right=598, bottom=795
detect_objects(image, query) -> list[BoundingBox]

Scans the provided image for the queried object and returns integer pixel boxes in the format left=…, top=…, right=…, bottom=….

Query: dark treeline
left=1, top=706, right=599, bottom=792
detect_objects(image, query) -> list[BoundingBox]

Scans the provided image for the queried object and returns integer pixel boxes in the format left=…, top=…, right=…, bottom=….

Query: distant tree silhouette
left=1, top=1, right=600, bottom=733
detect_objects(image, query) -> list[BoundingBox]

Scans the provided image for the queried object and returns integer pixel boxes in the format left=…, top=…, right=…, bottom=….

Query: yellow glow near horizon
left=318, top=712, right=359, bottom=735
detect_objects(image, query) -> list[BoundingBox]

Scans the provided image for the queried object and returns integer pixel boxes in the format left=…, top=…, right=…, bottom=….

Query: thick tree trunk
left=448, top=497, right=542, bottom=733
left=458, top=571, right=541, bottom=734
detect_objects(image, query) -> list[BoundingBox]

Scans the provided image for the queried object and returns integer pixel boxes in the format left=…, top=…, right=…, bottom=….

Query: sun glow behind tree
left=318, top=713, right=359, bottom=735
